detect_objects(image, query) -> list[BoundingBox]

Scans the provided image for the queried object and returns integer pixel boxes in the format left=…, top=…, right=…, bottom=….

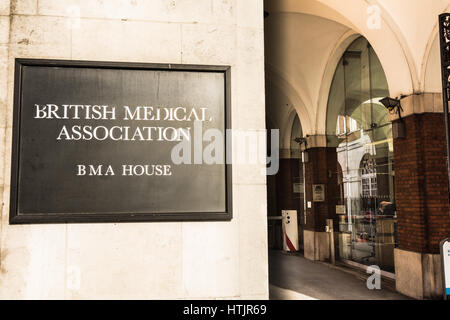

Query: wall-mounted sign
left=10, top=59, right=232, bottom=223
left=312, top=184, right=325, bottom=202
left=293, top=183, right=303, bottom=194
left=336, top=205, right=346, bottom=215
left=441, top=238, right=450, bottom=300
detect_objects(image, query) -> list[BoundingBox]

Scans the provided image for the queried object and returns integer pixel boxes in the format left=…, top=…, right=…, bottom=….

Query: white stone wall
left=0, top=0, right=268, bottom=299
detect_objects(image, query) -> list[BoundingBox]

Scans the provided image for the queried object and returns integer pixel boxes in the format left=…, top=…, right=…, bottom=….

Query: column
left=392, top=93, right=450, bottom=299
left=302, top=135, right=340, bottom=261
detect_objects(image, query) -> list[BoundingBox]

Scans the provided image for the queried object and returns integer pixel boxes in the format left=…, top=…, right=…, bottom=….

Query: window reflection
left=327, top=37, right=397, bottom=272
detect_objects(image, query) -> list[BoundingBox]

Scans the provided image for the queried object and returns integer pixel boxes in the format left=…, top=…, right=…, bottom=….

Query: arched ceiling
left=424, top=36, right=441, bottom=93
left=265, top=78, right=299, bottom=150
left=377, top=0, right=449, bottom=92
left=265, top=11, right=350, bottom=135
left=265, top=0, right=449, bottom=136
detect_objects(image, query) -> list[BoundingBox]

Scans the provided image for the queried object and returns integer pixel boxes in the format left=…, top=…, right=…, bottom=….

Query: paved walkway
left=269, top=250, right=410, bottom=300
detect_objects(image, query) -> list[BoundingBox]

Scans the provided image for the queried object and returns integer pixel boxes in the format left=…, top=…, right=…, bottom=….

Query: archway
left=266, top=107, right=305, bottom=251
left=326, top=36, right=396, bottom=273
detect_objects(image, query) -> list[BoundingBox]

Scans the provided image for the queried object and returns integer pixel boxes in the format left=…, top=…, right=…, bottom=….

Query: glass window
left=326, top=37, right=397, bottom=273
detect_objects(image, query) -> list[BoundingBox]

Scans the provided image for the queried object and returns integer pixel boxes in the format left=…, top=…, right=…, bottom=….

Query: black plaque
left=10, top=59, right=232, bottom=223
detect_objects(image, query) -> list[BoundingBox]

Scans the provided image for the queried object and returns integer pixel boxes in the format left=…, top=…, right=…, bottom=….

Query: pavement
left=269, top=250, right=410, bottom=300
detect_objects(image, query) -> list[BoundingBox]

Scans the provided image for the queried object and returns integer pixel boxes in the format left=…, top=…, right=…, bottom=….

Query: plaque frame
left=10, top=58, right=232, bottom=224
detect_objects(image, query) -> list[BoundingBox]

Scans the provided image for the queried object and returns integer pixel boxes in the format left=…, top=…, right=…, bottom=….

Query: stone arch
left=265, top=67, right=314, bottom=136
left=324, top=36, right=391, bottom=140
left=267, top=0, right=416, bottom=101
left=315, top=30, right=361, bottom=135
left=284, top=109, right=305, bottom=153
left=314, top=0, right=417, bottom=96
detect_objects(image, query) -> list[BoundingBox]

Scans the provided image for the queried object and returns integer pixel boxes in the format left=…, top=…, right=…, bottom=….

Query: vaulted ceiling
left=265, top=0, right=448, bottom=139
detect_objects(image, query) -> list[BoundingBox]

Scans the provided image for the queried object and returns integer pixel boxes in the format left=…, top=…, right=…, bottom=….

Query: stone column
left=391, top=93, right=450, bottom=299
left=301, top=135, right=340, bottom=261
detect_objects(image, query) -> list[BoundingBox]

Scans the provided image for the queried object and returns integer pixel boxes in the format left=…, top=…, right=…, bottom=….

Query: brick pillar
left=392, top=95, right=450, bottom=299
left=302, top=142, right=340, bottom=261
left=394, top=113, right=450, bottom=254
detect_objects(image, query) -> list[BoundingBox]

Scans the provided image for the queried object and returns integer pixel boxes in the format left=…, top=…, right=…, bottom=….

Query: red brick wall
left=303, top=148, right=340, bottom=232
left=275, top=159, right=303, bottom=213
left=394, top=113, right=450, bottom=254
